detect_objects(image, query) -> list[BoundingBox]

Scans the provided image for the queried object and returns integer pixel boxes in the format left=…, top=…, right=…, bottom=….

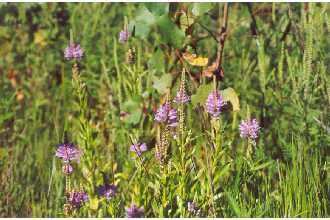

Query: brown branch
left=215, top=3, right=229, bottom=69
left=246, top=3, right=259, bottom=37
left=197, top=21, right=219, bottom=42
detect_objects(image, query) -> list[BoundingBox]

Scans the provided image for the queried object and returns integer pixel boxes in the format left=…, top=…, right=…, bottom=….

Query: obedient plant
left=206, top=90, right=227, bottom=119
left=239, top=118, right=260, bottom=140
left=129, top=143, right=148, bottom=156
left=64, top=43, right=84, bottom=60
left=2, top=2, right=327, bottom=218
left=97, top=184, right=117, bottom=201
left=126, top=204, right=144, bottom=218
left=55, top=143, right=84, bottom=214
left=54, top=4, right=267, bottom=218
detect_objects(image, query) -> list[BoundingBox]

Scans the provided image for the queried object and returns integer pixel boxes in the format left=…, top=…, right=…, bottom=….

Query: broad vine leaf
left=183, top=52, right=208, bottom=66
left=133, top=22, right=151, bottom=38
left=135, top=5, right=156, bottom=26
left=179, top=11, right=195, bottom=32
left=157, top=15, right=185, bottom=48
left=221, top=87, right=240, bottom=112
left=126, top=109, right=142, bottom=125
left=153, top=74, right=172, bottom=94
left=145, top=3, right=169, bottom=16
left=148, top=49, right=165, bottom=72
left=122, top=98, right=143, bottom=125
left=191, top=84, right=213, bottom=108
left=191, top=3, right=214, bottom=17
left=129, top=5, right=156, bottom=38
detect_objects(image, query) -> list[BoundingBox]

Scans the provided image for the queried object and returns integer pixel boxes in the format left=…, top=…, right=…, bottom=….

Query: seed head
left=62, top=163, right=73, bottom=175
left=175, top=87, right=190, bottom=104
left=175, top=72, right=190, bottom=104
left=126, top=48, right=136, bottom=64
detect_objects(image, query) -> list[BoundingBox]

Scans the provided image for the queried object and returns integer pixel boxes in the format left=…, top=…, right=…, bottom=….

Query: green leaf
left=226, top=192, right=244, bottom=216
left=130, top=5, right=156, bottom=38
left=191, top=84, right=213, bottom=108
left=251, top=161, right=273, bottom=171
left=122, top=98, right=143, bottom=125
left=153, top=73, right=172, bottom=94
left=126, top=109, right=142, bottom=125
left=0, top=148, right=8, bottom=160
left=0, top=112, right=14, bottom=125
left=192, top=3, right=214, bottom=17
left=157, top=15, right=185, bottom=48
left=133, top=21, right=151, bottom=38
left=179, top=12, right=195, bottom=32
left=135, top=5, right=156, bottom=26
left=145, top=3, right=169, bottom=16
left=148, top=48, right=165, bottom=72
left=221, top=87, right=240, bottom=112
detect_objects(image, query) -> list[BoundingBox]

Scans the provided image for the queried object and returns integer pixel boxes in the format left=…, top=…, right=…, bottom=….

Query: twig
left=197, top=21, right=219, bottom=42
left=246, top=3, right=258, bottom=37
left=215, top=3, right=229, bottom=69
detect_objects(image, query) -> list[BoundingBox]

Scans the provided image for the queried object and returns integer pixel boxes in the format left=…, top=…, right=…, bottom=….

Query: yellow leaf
left=221, top=87, right=240, bottom=112
left=34, top=30, right=47, bottom=48
left=182, top=52, right=208, bottom=66
left=89, top=198, right=99, bottom=210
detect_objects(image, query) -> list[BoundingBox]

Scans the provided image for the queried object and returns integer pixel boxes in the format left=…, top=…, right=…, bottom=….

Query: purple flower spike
left=55, top=143, right=81, bottom=162
left=64, top=43, right=84, bottom=60
left=68, top=190, right=88, bottom=209
left=155, top=103, right=170, bottom=123
left=239, top=118, right=260, bottom=139
left=119, top=30, right=130, bottom=43
left=187, top=201, right=197, bottom=213
left=206, top=91, right=226, bottom=118
left=155, top=103, right=178, bottom=127
left=130, top=143, right=148, bottom=156
left=97, top=184, right=117, bottom=201
left=126, top=204, right=144, bottom=218
left=168, top=109, right=178, bottom=127
left=175, top=88, right=190, bottom=104
left=62, top=163, right=73, bottom=175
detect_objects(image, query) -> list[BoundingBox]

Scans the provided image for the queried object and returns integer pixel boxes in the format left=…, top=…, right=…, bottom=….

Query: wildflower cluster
left=64, top=43, right=84, bottom=60
left=97, top=184, right=117, bottom=201
left=155, top=103, right=178, bottom=127
left=239, top=118, right=260, bottom=140
left=55, top=143, right=81, bottom=175
left=206, top=91, right=227, bottom=118
left=56, top=39, right=261, bottom=217
left=129, top=143, right=148, bottom=156
left=126, top=204, right=144, bottom=218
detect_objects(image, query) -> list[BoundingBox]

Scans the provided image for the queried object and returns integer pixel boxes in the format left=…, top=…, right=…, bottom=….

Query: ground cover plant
left=0, top=2, right=329, bottom=218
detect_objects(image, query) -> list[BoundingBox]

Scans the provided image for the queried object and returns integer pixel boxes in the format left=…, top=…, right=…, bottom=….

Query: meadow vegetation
left=0, top=2, right=329, bottom=217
